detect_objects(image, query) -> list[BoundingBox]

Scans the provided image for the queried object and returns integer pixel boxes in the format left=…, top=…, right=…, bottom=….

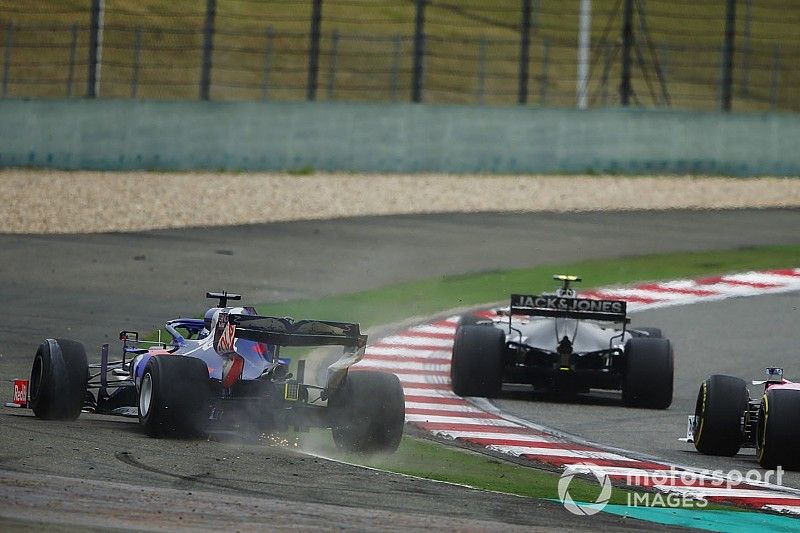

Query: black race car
left=450, top=275, right=674, bottom=409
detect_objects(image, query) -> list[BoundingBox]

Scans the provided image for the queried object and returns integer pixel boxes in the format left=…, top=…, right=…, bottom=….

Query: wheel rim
left=693, top=382, right=707, bottom=444
left=756, top=396, right=768, bottom=462
left=139, top=373, right=153, bottom=418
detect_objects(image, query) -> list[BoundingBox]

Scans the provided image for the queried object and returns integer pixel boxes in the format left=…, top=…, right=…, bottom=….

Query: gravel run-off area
left=2, top=170, right=799, bottom=234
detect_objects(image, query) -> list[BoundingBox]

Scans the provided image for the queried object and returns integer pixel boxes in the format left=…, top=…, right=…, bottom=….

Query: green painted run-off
left=601, top=504, right=800, bottom=532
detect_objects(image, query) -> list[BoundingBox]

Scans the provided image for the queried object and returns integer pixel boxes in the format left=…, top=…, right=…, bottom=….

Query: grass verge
left=298, top=430, right=735, bottom=513
left=255, top=244, right=800, bottom=330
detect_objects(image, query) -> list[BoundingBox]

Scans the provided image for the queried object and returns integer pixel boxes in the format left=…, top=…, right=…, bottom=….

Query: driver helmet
left=204, top=307, right=220, bottom=331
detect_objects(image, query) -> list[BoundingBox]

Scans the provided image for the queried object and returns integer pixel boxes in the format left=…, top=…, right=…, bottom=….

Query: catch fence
left=0, top=0, right=797, bottom=111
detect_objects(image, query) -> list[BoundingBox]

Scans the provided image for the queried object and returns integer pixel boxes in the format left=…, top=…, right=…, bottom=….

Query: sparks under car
left=12, top=292, right=405, bottom=453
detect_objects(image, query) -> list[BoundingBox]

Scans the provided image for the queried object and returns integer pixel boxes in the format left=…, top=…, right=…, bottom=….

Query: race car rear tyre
left=329, top=370, right=405, bottom=454
left=756, top=388, right=800, bottom=470
left=138, top=356, right=210, bottom=438
left=693, top=375, right=748, bottom=456
left=458, top=312, right=484, bottom=327
left=450, top=325, right=505, bottom=398
left=29, top=338, right=88, bottom=420
left=622, top=337, right=673, bottom=409
left=632, top=327, right=663, bottom=339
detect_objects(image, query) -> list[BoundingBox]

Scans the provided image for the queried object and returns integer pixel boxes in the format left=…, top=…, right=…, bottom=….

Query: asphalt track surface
left=1, top=208, right=799, bottom=531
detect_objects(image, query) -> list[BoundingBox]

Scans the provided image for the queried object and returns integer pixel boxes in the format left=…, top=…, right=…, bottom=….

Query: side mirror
left=765, top=367, right=784, bottom=382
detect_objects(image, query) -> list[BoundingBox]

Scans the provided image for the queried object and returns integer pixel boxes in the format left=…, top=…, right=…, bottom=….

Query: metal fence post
left=601, top=42, right=610, bottom=106
left=411, top=0, right=426, bottom=103
left=476, top=37, right=487, bottom=105
left=720, top=0, right=736, bottom=111
left=306, top=0, right=322, bottom=101
left=130, top=26, right=142, bottom=98
left=717, top=44, right=724, bottom=109
left=390, top=34, right=401, bottom=101
left=327, top=30, right=339, bottom=100
left=87, top=0, right=104, bottom=98
left=620, top=0, right=634, bottom=106
left=2, top=22, right=13, bottom=98
left=539, top=37, right=550, bottom=105
left=518, top=0, right=532, bottom=104
left=66, top=24, right=77, bottom=97
left=200, top=0, right=216, bottom=101
left=659, top=42, right=669, bottom=106
left=261, top=27, right=274, bottom=100
left=770, top=44, right=781, bottom=111
left=576, top=0, right=591, bottom=109
left=741, top=0, right=752, bottom=96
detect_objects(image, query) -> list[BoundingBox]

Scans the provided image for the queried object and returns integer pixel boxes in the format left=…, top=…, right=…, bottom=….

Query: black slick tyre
left=693, top=375, right=748, bottom=456
left=450, top=325, right=505, bottom=398
left=757, top=388, right=800, bottom=470
left=29, top=338, right=88, bottom=420
left=138, top=356, right=210, bottom=438
left=622, top=337, right=674, bottom=409
left=632, top=327, right=663, bottom=339
left=458, top=312, right=485, bottom=327
left=329, top=370, right=405, bottom=454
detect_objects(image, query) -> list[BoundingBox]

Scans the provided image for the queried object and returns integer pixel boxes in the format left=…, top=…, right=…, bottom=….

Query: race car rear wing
left=214, top=312, right=367, bottom=395
left=509, top=294, right=630, bottom=324
left=215, top=313, right=367, bottom=350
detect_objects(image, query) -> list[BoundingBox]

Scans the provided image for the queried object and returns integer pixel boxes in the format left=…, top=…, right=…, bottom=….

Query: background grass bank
left=256, top=244, right=800, bottom=329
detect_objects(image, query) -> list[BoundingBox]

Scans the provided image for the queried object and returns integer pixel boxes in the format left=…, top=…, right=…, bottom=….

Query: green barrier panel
left=0, top=99, right=798, bottom=175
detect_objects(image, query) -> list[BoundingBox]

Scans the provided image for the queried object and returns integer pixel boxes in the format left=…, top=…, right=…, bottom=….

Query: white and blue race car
left=12, top=291, right=404, bottom=454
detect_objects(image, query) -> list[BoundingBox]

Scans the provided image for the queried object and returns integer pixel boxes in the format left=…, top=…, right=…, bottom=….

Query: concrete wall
left=1, top=99, right=798, bottom=175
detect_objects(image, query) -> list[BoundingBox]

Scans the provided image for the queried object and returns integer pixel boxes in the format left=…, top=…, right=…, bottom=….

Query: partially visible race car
left=7, top=292, right=405, bottom=454
left=450, top=275, right=674, bottom=409
left=682, top=367, right=800, bottom=469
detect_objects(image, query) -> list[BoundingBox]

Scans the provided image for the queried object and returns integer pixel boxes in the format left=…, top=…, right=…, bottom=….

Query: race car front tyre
left=138, top=356, right=210, bottom=438
left=693, top=375, right=748, bottom=456
left=622, top=337, right=674, bottom=409
left=29, top=338, right=88, bottom=420
left=450, top=325, right=505, bottom=398
left=757, top=388, right=800, bottom=470
left=329, top=370, right=405, bottom=454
